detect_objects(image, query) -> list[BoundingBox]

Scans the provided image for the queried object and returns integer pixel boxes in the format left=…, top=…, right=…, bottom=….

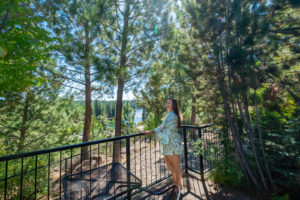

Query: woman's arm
left=141, top=114, right=168, bottom=135
left=141, top=113, right=177, bottom=144
left=155, top=114, right=177, bottom=144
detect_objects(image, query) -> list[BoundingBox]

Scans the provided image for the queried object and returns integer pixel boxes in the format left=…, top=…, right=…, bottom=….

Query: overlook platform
left=132, top=170, right=251, bottom=200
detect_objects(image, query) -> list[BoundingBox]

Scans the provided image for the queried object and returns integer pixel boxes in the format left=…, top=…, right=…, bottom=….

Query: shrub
left=209, top=155, right=249, bottom=190
left=271, top=193, right=290, bottom=200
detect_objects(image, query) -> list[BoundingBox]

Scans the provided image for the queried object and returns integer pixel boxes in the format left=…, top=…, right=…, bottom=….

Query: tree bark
left=254, top=88, right=275, bottom=192
left=237, top=93, right=269, bottom=193
left=280, top=81, right=300, bottom=106
left=17, top=91, right=30, bottom=152
left=190, top=96, right=197, bottom=139
left=81, top=21, right=92, bottom=161
left=113, top=77, right=124, bottom=163
left=216, top=41, right=261, bottom=191
left=217, top=70, right=261, bottom=191
left=113, top=0, right=130, bottom=163
left=191, top=96, right=196, bottom=125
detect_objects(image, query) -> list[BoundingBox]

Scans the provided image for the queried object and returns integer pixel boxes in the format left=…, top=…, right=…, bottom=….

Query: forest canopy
left=0, top=0, right=299, bottom=199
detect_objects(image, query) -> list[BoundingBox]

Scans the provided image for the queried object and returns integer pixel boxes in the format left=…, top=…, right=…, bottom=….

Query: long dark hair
left=168, top=98, right=183, bottom=128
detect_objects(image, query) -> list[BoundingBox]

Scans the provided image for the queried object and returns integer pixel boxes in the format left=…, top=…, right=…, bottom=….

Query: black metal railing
left=181, top=125, right=223, bottom=176
left=0, top=124, right=222, bottom=200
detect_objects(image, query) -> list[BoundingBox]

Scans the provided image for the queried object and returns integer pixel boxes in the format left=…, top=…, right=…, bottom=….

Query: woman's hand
left=141, top=130, right=155, bottom=135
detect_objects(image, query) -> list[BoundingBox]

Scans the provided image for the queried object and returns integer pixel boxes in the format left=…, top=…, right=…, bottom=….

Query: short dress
left=153, top=110, right=184, bottom=155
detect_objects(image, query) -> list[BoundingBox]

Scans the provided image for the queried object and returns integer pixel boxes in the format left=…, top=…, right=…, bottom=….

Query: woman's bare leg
left=164, top=155, right=176, bottom=182
left=168, top=155, right=183, bottom=190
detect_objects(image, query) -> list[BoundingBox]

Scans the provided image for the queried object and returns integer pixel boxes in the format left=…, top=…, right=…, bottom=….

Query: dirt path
left=50, top=137, right=168, bottom=199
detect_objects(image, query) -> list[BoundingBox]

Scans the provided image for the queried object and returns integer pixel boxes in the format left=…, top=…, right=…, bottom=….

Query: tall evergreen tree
left=184, top=0, right=277, bottom=195
left=0, top=60, right=83, bottom=154
left=99, top=0, right=171, bottom=162
left=38, top=0, right=114, bottom=159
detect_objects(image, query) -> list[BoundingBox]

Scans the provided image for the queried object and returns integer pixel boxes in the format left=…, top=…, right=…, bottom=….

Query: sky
left=101, top=88, right=136, bottom=101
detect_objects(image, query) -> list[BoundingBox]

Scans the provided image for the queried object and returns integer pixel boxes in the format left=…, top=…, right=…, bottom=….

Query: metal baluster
left=106, top=142, right=108, bottom=193
left=144, top=135, right=147, bottom=185
left=20, top=157, right=23, bottom=199
left=211, top=128, right=213, bottom=168
left=35, top=154, right=38, bottom=199
left=97, top=143, right=100, bottom=167
left=150, top=134, right=152, bottom=183
left=189, top=128, right=193, bottom=170
left=134, top=136, right=136, bottom=175
left=89, top=145, right=92, bottom=198
left=139, top=136, right=142, bottom=185
left=59, top=151, right=62, bottom=200
left=154, top=135, right=157, bottom=180
left=198, top=128, right=204, bottom=178
left=163, top=139, right=166, bottom=177
left=126, top=137, right=131, bottom=199
left=48, top=152, right=50, bottom=199
left=159, top=138, right=161, bottom=179
left=80, top=148, right=83, bottom=174
left=71, top=149, right=73, bottom=175
left=4, top=160, right=8, bottom=200
left=191, top=128, right=195, bottom=170
left=106, top=142, right=108, bottom=165
left=80, top=149, right=83, bottom=199
left=183, top=127, right=188, bottom=173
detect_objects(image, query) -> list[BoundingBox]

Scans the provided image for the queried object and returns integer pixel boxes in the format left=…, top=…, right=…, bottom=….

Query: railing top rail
left=0, top=124, right=212, bottom=162
left=0, top=133, right=142, bottom=162
left=180, top=124, right=212, bottom=129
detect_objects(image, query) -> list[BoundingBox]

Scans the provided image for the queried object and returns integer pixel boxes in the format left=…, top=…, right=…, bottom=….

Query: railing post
left=198, top=128, right=204, bottom=180
left=4, top=160, right=8, bottom=200
left=126, top=137, right=131, bottom=199
left=183, top=127, right=188, bottom=174
left=20, top=157, right=23, bottom=200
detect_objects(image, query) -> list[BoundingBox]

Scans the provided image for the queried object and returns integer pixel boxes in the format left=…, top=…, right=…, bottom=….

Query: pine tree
left=0, top=0, right=52, bottom=96
left=0, top=60, right=83, bottom=154
left=98, top=0, right=171, bottom=162
left=184, top=0, right=277, bottom=195
left=38, top=0, right=114, bottom=159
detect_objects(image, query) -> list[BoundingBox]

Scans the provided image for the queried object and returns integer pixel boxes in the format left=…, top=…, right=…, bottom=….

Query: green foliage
left=190, top=126, right=248, bottom=189
left=260, top=112, right=300, bottom=189
left=0, top=0, right=53, bottom=95
left=137, top=121, right=143, bottom=126
left=190, top=135, right=222, bottom=161
left=182, top=0, right=300, bottom=195
left=248, top=84, right=300, bottom=190
left=0, top=0, right=299, bottom=198
left=209, top=155, right=249, bottom=190
left=0, top=91, right=84, bottom=155
left=134, top=62, right=171, bottom=126
left=122, top=101, right=138, bottom=134
left=144, top=112, right=160, bottom=131
left=190, top=138, right=204, bottom=156
left=90, top=114, right=108, bottom=140
left=271, top=193, right=290, bottom=200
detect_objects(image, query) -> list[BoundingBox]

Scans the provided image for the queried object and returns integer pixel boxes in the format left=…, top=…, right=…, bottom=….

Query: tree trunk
left=254, top=88, right=275, bottom=192
left=237, top=93, right=269, bottom=193
left=215, top=43, right=261, bottom=191
left=17, top=92, right=30, bottom=152
left=113, top=77, right=124, bottom=163
left=190, top=96, right=197, bottom=139
left=191, top=96, right=196, bottom=125
left=81, top=22, right=92, bottom=161
left=113, top=0, right=130, bottom=163
left=217, top=74, right=261, bottom=191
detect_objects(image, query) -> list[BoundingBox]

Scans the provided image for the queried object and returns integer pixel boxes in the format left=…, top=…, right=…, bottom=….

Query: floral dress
left=153, top=110, right=184, bottom=155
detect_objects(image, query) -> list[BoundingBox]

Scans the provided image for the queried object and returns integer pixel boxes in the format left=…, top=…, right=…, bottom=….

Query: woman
left=142, top=98, right=184, bottom=192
